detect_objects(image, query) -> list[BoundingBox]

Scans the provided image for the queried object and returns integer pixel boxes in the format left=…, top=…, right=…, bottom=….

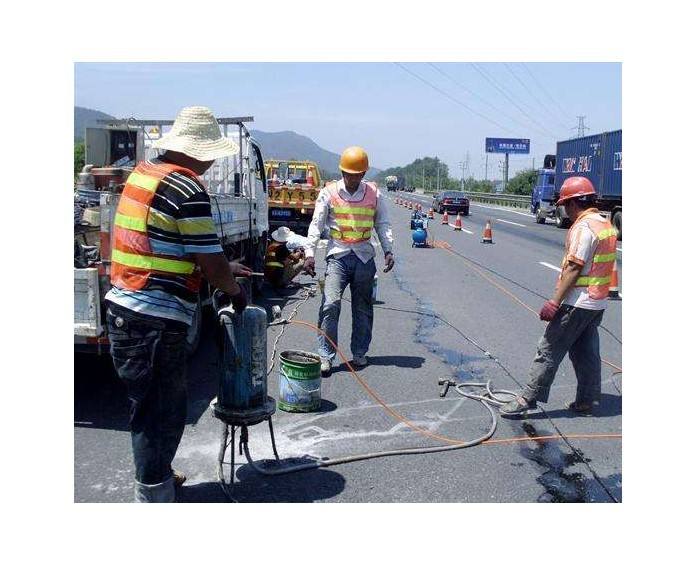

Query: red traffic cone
left=408, top=201, right=413, bottom=210
left=453, top=212, right=462, bottom=231
left=442, top=210, right=449, bottom=225
left=428, top=208, right=434, bottom=219
left=396, top=197, right=401, bottom=205
left=481, top=219, right=493, bottom=243
left=608, top=260, right=621, bottom=300
left=306, top=168, right=314, bottom=187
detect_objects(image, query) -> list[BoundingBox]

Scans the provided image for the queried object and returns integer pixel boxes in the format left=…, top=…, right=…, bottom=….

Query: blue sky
left=75, top=62, right=621, bottom=180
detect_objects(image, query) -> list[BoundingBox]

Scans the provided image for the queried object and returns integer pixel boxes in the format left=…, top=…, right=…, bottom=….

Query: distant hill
left=250, top=130, right=380, bottom=179
left=74, top=106, right=116, bottom=141
left=73, top=107, right=379, bottom=178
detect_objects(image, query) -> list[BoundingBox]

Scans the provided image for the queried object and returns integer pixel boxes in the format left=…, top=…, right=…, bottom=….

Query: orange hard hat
left=557, top=176, right=596, bottom=205
left=339, top=146, right=369, bottom=174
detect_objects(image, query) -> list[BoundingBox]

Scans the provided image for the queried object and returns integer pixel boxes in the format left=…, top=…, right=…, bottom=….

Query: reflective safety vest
left=560, top=208, right=618, bottom=300
left=110, top=161, right=201, bottom=292
left=265, top=241, right=286, bottom=270
left=327, top=181, right=378, bottom=244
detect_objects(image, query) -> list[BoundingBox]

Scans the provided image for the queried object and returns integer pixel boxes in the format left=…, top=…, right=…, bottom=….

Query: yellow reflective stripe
left=177, top=217, right=217, bottom=235
left=147, top=208, right=178, bottom=232
left=576, top=275, right=611, bottom=287
left=335, top=218, right=375, bottom=228
left=597, top=228, right=618, bottom=240
left=266, top=262, right=284, bottom=268
left=333, top=206, right=375, bottom=216
left=331, top=230, right=371, bottom=240
left=593, top=253, right=616, bottom=263
left=111, top=249, right=195, bottom=274
left=114, top=213, right=146, bottom=232
left=127, top=171, right=160, bottom=193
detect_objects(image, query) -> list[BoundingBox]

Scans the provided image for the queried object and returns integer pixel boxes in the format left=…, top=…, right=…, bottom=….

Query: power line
left=426, top=63, right=555, bottom=142
left=393, top=62, right=515, bottom=134
left=470, top=63, right=562, bottom=140
left=519, top=63, right=575, bottom=125
left=503, top=63, right=569, bottom=132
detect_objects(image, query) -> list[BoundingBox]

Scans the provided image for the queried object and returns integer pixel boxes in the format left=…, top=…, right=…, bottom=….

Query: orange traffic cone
left=453, top=213, right=462, bottom=231
left=442, top=210, right=449, bottom=225
left=608, top=261, right=621, bottom=300
left=481, top=219, right=493, bottom=243
left=428, top=208, right=434, bottom=219
left=306, top=168, right=314, bottom=187
left=396, top=197, right=400, bottom=205
left=408, top=201, right=413, bottom=210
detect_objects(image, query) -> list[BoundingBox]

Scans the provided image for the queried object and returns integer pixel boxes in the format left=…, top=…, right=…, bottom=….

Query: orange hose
left=289, top=320, right=622, bottom=448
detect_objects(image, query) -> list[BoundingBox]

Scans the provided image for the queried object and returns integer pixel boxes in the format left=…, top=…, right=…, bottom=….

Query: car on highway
left=432, top=191, right=469, bottom=215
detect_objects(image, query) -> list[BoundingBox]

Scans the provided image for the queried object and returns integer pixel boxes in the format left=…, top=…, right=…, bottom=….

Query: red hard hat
left=557, top=176, right=596, bottom=205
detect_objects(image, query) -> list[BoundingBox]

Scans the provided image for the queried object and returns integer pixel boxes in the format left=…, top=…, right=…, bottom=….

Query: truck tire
left=535, top=206, right=546, bottom=224
left=185, top=295, right=202, bottom=358
left=612, top=211, right=622, bottom=241
left=251, top=232, right=268, bottom=296
left=555, top=208, right=570, bottom=229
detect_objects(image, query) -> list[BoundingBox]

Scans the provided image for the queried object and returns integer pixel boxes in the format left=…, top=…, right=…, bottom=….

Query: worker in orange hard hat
left=304, top=146, right=395, bottom=375
left=501, top=176, right=618, bottom=416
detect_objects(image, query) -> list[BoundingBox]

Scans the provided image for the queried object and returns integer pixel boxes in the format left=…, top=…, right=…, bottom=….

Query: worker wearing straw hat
left=105, top=106, right=252, bottom=502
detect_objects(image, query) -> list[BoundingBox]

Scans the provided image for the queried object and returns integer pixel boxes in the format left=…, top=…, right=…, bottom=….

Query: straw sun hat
left=152, top=106, right=239, bottom=162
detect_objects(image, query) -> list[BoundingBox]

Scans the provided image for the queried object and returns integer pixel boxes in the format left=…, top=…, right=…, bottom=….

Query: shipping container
left=551, top=130, right=622, bottom=237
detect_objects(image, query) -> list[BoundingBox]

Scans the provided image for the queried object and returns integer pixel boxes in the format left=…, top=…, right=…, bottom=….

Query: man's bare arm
left=552, top=262, right=583, bottom=304
left=193, top=253, right=251, bottom=295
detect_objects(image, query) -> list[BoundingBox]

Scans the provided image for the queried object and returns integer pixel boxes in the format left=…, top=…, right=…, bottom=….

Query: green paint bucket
left=278, top=350, right=322, bottom=412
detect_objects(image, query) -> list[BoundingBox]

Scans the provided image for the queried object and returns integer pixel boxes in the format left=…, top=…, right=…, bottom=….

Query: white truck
left=74, top=116, right=269, bottom=355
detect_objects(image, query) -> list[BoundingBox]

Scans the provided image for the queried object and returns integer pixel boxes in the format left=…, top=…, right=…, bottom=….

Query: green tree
left=74, top=142, right=85, bottom=178
left=505, top=168, right=537, bottom=195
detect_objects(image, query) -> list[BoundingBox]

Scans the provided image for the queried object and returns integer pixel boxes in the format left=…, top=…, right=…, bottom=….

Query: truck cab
left=531, top=168, right=556, bottom=224
left=265, top=160, right=322, bottom=236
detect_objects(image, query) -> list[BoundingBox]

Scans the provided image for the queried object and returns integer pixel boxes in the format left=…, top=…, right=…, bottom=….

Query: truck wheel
left=612, top=211, right=622, bottom=241
left=185, top=295, right=202, bottom=358
left=535, top=206, right=546, bottom=224
left=251, top=232, right=268, bottom=296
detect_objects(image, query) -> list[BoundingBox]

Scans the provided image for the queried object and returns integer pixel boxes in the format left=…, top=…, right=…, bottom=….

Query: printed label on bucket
left=278, top=368, right=321, bottom=412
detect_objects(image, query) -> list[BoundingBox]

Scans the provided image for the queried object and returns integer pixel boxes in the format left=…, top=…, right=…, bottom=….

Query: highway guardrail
left=417, top=189, right=531, bottom=210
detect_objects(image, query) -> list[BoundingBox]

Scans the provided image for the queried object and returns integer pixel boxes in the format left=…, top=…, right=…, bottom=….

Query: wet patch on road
left=392, top=269, right=486, bottom=381
left=519, top=422, right=592, bottom=503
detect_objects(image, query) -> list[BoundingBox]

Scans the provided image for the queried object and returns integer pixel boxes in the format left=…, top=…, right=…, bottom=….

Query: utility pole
left=485, top=153, right=489, bottom=181
left=436, top=160, right=440, bottom=192
left=573, top=115, right=589, bottom=138
left=422, top=163, right=425, bottom=191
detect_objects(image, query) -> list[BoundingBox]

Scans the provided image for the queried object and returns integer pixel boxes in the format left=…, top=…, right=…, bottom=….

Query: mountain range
left=74, top=106, right=380, bottom=179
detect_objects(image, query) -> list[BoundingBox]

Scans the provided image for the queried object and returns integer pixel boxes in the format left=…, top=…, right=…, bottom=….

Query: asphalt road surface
left=74, top=193, right=622, bottom=503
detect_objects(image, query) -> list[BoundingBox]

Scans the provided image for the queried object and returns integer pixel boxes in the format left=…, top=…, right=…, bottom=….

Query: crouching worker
left=500, top=177, right=618, bottom=416
left=105, top=106, right=251, bottom=502
left=264, top=227, right=307, bottom=288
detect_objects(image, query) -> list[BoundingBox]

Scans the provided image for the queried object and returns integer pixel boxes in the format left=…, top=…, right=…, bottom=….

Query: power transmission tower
left=573, top=116, right=589, bottom=138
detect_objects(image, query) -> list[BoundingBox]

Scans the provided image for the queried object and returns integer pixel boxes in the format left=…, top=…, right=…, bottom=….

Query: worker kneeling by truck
left=264, top=226, right=307, bottom=288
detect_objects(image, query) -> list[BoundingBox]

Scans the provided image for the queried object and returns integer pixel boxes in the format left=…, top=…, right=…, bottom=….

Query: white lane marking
left=539, top=261, right=562, bottom=272
left=616, top=246, right=622, bottom=253
left=496, top=218, right=526, bottom=227
left=448, top=223, right=473, bottom=234
left=471, top=202, right=535, bottom=218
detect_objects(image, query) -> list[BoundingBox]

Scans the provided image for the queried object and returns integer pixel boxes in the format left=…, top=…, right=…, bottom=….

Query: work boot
left=320, top=358, right=332, bottom=375
left=351, top=355, right=368, bottom=368
left=173, top=470, right=187, bottom=488
left=499, top=396, right=536, bottom=416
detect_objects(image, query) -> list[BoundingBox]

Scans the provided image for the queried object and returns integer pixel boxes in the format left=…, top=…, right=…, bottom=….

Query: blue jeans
left=522, top=305, right=604, bottom=404
left=106, top=303, right=188, bottom=502
left=318, top=253, right=377, bottom=362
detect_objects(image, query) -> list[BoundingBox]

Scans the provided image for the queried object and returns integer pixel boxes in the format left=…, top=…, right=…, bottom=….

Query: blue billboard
left=485, top=138, right=530, bottom=154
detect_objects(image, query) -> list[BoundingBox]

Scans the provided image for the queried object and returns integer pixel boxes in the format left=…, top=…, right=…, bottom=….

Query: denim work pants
left=106, top=303, right=188, bottom=502
left=522, top=305, right=604, bottom=405
left=317, top=253, right=377, bottom=362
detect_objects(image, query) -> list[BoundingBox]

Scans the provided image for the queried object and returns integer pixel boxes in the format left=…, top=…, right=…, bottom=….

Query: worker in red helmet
left=501, top=176, right=618, bottom=416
